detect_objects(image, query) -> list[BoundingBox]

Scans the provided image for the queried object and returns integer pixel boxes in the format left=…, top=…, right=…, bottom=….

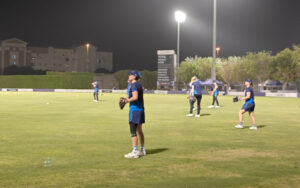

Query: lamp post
left=175, top=10, right=186, bottom=90
left=211, top=0, right=217, bottom=80
left=86, top=43, right=90, bottom=72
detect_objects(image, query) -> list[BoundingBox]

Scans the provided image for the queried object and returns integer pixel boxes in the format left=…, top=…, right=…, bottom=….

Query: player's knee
left=130, top=123, right=138, bottom=137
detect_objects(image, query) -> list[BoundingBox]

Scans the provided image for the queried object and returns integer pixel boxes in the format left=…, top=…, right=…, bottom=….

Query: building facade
left=0, top=38, right=113, bottom=74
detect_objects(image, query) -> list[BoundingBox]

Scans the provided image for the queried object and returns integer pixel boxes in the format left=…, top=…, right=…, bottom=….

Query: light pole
left=86, top=43, right=90, bottom=72
left=212, top=0, right=217, bottom=80
left=175, top=10, right=186, bottom=90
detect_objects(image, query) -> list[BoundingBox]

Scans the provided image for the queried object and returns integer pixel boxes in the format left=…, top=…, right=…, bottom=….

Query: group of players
left=92, top=71, right=257, bottom=159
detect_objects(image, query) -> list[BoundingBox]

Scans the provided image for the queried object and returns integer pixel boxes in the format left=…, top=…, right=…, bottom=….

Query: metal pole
left=212, top=0, right=217, bottom=80
left=175, top=21, right=180, bottom=90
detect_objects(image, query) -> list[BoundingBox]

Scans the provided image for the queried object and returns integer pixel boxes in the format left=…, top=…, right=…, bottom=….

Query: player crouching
left=123, top=70, right=146, bottom=158
left=235, top=79, right=257, bottom=130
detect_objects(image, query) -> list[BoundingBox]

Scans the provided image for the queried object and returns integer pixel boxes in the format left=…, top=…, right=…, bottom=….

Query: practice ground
left=0, top=92, right=300, bottom=188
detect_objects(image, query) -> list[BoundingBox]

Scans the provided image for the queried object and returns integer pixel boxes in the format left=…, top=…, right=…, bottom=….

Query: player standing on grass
left=235, top=79, right=257, bottom=130
left=123, top=70, right=146, bottom=159
left=186, top=76, right=202, bottom=118
left=92, top=80, right=99, bottom=102
left=209, top=82, right=220, bottom=108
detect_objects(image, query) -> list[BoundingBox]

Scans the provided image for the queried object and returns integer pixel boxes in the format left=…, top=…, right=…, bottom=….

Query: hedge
left=0, top=72, right=94, bottom=89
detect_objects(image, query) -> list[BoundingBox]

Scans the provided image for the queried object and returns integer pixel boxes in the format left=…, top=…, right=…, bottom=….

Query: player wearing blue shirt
left=186, top=76, right=202, bottom=118
left=92, top=80, right=99, bottom=102
left=235, top=79, right=257, bottom=130
left=209, top=82, right=220, bottom=108
left=123, top=70, right=146, bottom=158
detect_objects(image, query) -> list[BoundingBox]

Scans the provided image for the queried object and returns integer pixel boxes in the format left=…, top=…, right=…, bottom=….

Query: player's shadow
left=147, top=148, right=168, bottom=155
left=200, top=113, right=211, bottom=116
left=244, top=125, right=267, bottom=129
left=257, top=125, right=267, bottom=128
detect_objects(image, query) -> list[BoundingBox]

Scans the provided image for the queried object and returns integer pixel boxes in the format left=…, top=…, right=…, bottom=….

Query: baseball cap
left=245, top=79, right=253, bottom=85
left=128, top=70, right=141, bottom=79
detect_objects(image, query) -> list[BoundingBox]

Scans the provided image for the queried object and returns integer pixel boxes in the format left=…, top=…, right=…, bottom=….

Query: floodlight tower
left=175, top=10, right=186, bottom=90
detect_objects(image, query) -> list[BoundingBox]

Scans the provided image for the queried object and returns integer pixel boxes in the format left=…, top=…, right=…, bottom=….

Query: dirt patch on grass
left=189, top=149, right=284, bottom=161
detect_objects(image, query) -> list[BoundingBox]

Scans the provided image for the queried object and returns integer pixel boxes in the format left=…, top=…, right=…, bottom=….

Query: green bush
left=0, top=73, right=94, bottom=89
left=114, top=70, right=157, bottom=90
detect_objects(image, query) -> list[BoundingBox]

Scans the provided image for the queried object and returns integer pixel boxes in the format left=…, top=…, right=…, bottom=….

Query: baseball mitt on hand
left=187, top=96, right=197, bottom=102
left=233, top=96, right=240, bottom=102
left=119, top=97, right=127, bottom=110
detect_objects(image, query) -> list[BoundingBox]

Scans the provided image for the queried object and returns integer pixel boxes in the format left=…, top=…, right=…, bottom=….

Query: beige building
left=0, top=38, right=113, bottom=74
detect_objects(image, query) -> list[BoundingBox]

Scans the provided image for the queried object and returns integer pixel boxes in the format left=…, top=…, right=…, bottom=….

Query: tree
left=219, top=56, right=241, bottom=85
left=271, top=48, right=298, bottom=90
left=114, top=70, right=130, bottom=89
left=140, top=70, right=157, bottom=90
left=243, top=51, right=272, bottom=84
left=177, top=56, right=211, bottom=86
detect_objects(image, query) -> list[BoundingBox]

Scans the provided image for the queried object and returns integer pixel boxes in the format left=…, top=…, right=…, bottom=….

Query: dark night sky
left=1, top=0, right=299, bottom=71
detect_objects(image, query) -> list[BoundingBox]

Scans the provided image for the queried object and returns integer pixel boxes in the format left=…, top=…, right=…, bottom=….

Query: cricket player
left=235, top=79, right=257, bottom=130
left=209, top=82, right=220, bottom=108
left=124, top=70, right=146, bottom=158
left=186, top=76, right=202, bottom=118
left=92, top=80, right=99, bottom=102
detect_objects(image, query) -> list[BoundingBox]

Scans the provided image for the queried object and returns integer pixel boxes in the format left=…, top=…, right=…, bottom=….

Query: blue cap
left=245, top=79, right=253, bottom=85
left=128, top=70, right=141, bottom=79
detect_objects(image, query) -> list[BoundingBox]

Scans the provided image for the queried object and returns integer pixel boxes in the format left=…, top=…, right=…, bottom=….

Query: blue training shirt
left=94, top=83, right=99, bottom=92
left=213, top=86, right=219, bottom=96
left=128, top=81, right=144, bottom=111
left=245, top=87, right=254, bottom=104
left=192, top=80, right=202, bottom=95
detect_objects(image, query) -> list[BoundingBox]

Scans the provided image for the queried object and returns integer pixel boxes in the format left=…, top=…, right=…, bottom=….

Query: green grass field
left=0, top=92, right=300, bottom=188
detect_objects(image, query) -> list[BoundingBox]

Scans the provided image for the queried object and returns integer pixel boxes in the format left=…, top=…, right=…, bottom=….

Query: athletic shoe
left=208, top=105, right=214, bottom=108
left=249, top=126, right=257, bottom=130
left=186, top=114, right=193, bottom=117
left=138, top=149, right=146, bottom=156
left=215, top=106, right=220, bottom=108
left=195, top=114, right=200, bottom=118
left=124, top=151, right=139, bottom=159
left=235, top=124, right=244, bottom=129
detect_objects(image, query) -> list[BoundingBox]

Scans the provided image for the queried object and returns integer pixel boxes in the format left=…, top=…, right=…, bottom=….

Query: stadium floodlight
left=175, top=10, right=186, bottom=23
left=174, top=10, right=186, bottom=90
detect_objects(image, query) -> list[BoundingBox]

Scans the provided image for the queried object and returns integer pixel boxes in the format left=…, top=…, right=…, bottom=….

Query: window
left=12, top=54, right=17, bottom=59
left=13, top=62, right=17, bottom=65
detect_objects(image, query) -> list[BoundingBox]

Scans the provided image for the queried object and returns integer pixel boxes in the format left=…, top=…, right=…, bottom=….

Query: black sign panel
left=157, top=53, right=175, bottom=88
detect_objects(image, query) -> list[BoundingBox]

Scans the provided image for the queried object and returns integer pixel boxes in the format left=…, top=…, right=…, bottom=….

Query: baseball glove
left=119, top=97, right=128, bottom=110
left=233, top=96, right=240, bottom=102
left=187, top=96, right=197, bottom=102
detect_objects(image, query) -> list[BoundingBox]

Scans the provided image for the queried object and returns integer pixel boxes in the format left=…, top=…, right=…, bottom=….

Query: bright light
left=175, top=10, right=186, bottom=23
left=216, top=47, right=221, bottom=52
left=86, top=43, right=90, bottom=48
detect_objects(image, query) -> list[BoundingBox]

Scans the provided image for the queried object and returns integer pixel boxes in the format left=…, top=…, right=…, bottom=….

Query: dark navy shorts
left=129, top=110, right=145, bottom=124
left=242, top=102, right=255, bottom=112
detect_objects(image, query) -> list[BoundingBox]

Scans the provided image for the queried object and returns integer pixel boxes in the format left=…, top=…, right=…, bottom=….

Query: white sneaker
left=195, top=114, right=200, bottom=118
left=138, top=149, right=146, bottom=156
left=249, top=126, right=257, bottom=130
left=235, top=124, right=244, bottom=129
left=215, top=106, right=220, bottom=108
left=208, top=105, right=214, bottom=108
left=124, top=151, right=139, bottom=159
left=186, top=114, right=193, bottom=117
